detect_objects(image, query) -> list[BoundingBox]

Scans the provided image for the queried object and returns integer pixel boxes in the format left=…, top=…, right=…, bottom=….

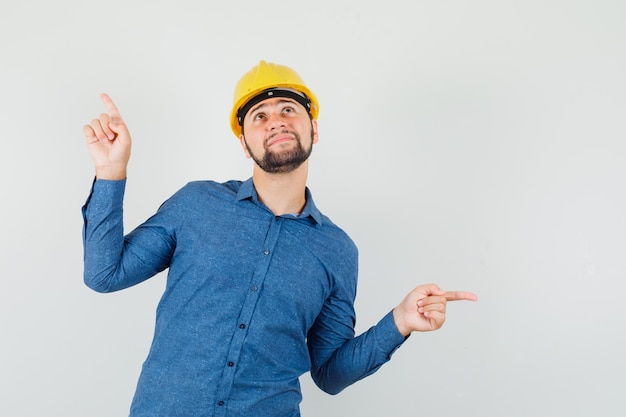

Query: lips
left=266, top=131, right=295, bottom=147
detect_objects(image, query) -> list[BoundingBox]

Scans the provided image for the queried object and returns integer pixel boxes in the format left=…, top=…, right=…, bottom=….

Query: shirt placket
left=213, top=216, right=284, bottom=416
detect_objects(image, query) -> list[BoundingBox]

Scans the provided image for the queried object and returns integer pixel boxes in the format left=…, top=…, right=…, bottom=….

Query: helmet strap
left=237, top=88, right=311, bottom=126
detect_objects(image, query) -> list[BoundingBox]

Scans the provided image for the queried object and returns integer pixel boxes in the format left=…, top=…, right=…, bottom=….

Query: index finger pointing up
left=445, top=291, right=478, bottom=302
left=100, top=93, right=123, bottom=121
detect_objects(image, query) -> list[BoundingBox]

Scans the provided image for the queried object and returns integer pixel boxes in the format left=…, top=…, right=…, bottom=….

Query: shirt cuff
left=372, top=310, right=409, bottom=359
left=82, top=178, right=127, bottom=214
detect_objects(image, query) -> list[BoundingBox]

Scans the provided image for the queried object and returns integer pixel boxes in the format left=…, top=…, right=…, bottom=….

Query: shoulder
left=159, top=179, right=244, bottom=211
left=290, top=210, right=358, bottom=266
left=170, top=179, right=243, bottom=200
left=180, top=179, right=243, bottom=194
left=319, top=214, right=358, bottom=257
left=298, top=189, right=359, bottom=259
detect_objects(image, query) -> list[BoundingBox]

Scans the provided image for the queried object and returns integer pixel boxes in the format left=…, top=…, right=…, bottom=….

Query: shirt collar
left=236, top=177, right=323, bottom=225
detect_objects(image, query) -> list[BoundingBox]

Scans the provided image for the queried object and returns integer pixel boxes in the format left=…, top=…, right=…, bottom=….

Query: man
left=82, top=60, right=477, bottom=417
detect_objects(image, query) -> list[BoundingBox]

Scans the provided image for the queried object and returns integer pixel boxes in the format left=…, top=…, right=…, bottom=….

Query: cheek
left=239, top=135, right=252, bottom=158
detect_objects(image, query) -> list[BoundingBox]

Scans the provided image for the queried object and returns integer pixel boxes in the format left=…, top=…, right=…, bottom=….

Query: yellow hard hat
left=230, top=60, right=319, bottom=137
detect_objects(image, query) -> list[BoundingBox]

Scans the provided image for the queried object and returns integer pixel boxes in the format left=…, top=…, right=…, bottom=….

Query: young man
left=82, top=60, right=477, bottom=417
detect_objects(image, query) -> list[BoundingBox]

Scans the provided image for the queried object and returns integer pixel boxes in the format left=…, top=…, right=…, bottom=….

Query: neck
left=252, top=161, right=309, bottom=216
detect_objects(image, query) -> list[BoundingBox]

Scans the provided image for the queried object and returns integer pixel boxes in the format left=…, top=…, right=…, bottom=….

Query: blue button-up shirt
left=82, top=178, right=406, bottom=417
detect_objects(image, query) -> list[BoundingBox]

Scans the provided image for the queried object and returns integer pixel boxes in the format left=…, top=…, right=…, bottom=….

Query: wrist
left=95, top=166, right=127, bottom=180
left=392, top=307, right=411, bottom=337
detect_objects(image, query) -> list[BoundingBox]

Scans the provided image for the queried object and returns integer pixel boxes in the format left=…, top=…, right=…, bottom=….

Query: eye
left=281, top=105, right=296, bottom=115
left=252, top=112, right=266, bottom=121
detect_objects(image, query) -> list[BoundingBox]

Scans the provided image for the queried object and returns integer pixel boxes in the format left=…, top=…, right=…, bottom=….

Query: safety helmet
left=230, top=60, right=319, bottom=137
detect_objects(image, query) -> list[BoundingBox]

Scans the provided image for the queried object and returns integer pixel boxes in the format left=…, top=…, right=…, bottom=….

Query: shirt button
left=251, top=285, right=258, bottom=292
left=218, top=401, right=225, bottom=406
left=239, top=323, right=246, bottom=329
left=263, top=249, right=270, bottom=255
left=228, top=361, right=235, bottom=367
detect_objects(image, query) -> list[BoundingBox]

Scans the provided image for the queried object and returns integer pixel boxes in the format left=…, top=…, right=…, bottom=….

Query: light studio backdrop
left=1, top=1, right=624, bottom=416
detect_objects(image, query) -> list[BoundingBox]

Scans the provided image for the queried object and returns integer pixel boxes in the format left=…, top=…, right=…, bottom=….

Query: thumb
left=108, top=120, right=129, bottom=136
left=417, top=283, right=445, bottom=296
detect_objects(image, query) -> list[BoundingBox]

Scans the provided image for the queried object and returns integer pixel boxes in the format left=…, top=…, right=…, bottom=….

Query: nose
left=266, top=112, right=286, bottom=130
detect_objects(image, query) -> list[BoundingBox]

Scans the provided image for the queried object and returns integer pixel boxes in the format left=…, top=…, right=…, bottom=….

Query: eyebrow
left=249, top=98, right=299, bottom=116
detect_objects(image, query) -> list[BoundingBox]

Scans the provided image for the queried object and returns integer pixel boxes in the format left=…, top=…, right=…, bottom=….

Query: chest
left=166, top=211, right=333, bottom=329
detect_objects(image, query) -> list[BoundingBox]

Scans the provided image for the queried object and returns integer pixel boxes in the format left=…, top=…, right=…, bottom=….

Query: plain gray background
left=1, top=0, right=625, bottom=416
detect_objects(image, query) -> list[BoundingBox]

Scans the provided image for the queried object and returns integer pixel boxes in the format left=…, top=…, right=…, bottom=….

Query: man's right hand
left=83, top=93, right=131, bottom=180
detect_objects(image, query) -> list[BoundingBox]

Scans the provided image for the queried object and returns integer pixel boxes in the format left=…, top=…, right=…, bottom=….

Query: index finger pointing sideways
left=445, top=291, right=478, bottom=302
left=100, top=93, right=123, bottom=121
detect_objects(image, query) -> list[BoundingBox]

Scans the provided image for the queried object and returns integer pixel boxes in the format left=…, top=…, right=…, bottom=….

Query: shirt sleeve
left=307, top=273, right=408, bottom=394
left=82, top=179, right=175, bottom=292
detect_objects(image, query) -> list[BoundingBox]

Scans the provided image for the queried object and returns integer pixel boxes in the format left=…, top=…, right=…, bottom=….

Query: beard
left=243, top=126, right=314, bottom=174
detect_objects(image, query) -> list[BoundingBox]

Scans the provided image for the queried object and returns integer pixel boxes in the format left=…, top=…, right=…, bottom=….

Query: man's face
left=239, top=96, right=318, bottom=174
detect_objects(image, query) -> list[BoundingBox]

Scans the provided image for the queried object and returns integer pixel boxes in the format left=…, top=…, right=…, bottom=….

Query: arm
left=306, top=257, right=406, bottom=395
left=308, top=305, right=406, bottom=395
left=82, top=95, right=174, bottom=292
left=308, top=283, right=477, bottom=394
left=82, top=180, right=175, bottom=292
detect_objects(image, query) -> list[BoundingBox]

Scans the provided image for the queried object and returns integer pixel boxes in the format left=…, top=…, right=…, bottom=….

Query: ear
left=311, top=119, right=319, bottom=144
left=239, top=134, right=252, bottom=158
